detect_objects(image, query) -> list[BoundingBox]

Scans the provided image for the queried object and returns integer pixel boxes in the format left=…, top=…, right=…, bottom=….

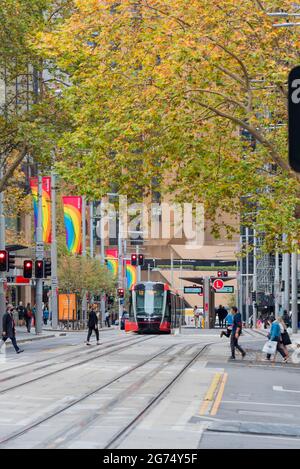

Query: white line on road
left=273, top=386, right=300, bottom=394
left=222, top=400, right=300, bottom=408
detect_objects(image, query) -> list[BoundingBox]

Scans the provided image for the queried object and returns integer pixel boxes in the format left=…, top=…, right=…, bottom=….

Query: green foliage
left=58, top=254, right=116, bottom=298
left=36, top=0, right=300, bottom=252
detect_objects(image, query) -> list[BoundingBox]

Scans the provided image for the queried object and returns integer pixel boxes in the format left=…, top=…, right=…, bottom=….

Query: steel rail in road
left=0, top=335, right=157, bottom=395
left=40, top=343, right=196, bottom=449
left=0, top=333, right=149, bottom=384
left=0, top=330, right=134, bottom=375
left=104, top=343, right=212, bottom=450
left=0, top=340, right=181, bottom=447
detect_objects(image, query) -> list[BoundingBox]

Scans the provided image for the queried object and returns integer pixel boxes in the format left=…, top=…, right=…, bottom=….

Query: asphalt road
left=0, top=327, right=299, bottom=449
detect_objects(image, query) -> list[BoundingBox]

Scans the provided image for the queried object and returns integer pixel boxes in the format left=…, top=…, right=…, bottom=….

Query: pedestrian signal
left=44, top=260, right=51, bottom=277
left=138, top=254, right=144, bottom=266
left=131, top=254, right=137, bottom=266
left=35, top=260, right=44, bottom=278
left=23, top=260, right=33, bottom=278
left=0, top=250, right=7, bottom=272
left=8, top=252, right=15, bottom=271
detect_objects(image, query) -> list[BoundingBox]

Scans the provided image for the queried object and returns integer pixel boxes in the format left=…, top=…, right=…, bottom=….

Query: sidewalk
left=15, top=327, right=56, bottom=344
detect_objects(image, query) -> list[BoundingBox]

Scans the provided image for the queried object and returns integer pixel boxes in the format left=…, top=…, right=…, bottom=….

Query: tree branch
left=0, top=145, right=29, bottom=193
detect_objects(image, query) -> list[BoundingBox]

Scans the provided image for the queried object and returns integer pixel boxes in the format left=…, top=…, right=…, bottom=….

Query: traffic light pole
left=35, top=171, right=44, bottom=334
left=136, top=245, right=141, bottom=282
left=0, top=165, right=5, bottom=333
left=82, top=196, right=87, bottom=326
left=51, top=170, right=58, bottom=329
left=118, top=203, right=124, bottom=326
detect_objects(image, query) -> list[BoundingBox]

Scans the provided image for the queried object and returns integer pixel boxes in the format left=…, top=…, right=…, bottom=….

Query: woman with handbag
left=265, top=317, right=288, bottom=362
left=278, top=317, right=291, bottom=361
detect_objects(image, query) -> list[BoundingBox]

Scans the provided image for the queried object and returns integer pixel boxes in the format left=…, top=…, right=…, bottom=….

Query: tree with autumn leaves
left=33, top=0, right=300, bottom=252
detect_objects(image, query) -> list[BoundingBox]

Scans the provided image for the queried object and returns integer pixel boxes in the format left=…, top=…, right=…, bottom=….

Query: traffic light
left=138, top=254, right=144, bottom=266
left=44, top=260, right=51, bottom=277
left=251, top=291, right=256, bottom=302
left=35, top=260, right=44, bottom=278
left=131, top=254, right=137, bottom=266
left=8, top=252, right=15, bottom=271
left=117, top=288, right=124, bottom=298
left=217, top=270, right=228, bottom=277
left=0, top=250, right=7, bottom=271
left=23, top=260, right=33, bottom=278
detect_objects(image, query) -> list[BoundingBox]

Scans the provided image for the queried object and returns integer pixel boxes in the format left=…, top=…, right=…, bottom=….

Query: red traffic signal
left=131, top=254, right=137, bottom=266
left=23, top=260, right=33, bottom=278
left=217, top=270, right=228, bottom=278
left=35, top=260, right=44, bottom=278
left=138, top=254, right=144, bottom=266
left=0, top=250, right=7, bottom=272
left=117, top=288, right=124, bottom=298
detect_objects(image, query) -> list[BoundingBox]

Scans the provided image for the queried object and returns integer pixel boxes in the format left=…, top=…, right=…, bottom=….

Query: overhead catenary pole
left=252, top=229, right=257, bottom=327
left=245, top=227, right=249, bottom=325
left=0, top=164, right=6, bottom=333
left=118, top=197, right=124, bottom=325
left=35, top=170, right=44, bottom=334
left=81, top=196, right=87, bottom=325
left=283, top=234, right=290, bottom=314
left=99, top=199, right=106, bottom=327
left=50, top=169, right=58, bottom=329
left=291, top=250, right=298, bottom=333
left=274, top=251, right=280, bottom=319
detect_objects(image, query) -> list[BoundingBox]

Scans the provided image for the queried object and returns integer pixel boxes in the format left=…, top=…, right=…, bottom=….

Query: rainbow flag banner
left=30, top=177, right=51, bottom=244
left=126, top=261, right=137, bottom=289
left=106, top=249, right=118, bottom=278
left=62, top=196, right=82, bottom=254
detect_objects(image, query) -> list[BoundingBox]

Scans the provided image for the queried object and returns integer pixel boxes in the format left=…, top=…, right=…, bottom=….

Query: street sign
left=288, top=66, right=300, bottom=172
left=215, top=286, right=234, bottom=294
left=184, top=286, right=203, bottom=294
left=213, top=279, right=224, bottom=290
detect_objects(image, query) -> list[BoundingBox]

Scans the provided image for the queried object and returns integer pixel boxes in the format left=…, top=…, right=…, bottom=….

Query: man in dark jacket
left=86, top=308, right=100, bottom=345
left=0, top=306, right=24, bottom=354
left=230, top=306, right=246, bottom=360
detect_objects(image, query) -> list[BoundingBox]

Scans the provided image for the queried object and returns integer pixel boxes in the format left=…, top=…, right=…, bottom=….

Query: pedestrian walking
left=229, top=306, right=246, bottom=360
left=265, top=317, right=287, bottom=362
left=282, top=310, right=291, bottom=328
left=193, top=306, right=199, bottom=329
left=278, top=317, right=291, bottom=361
left=24, top=303, right=33, bottom=333
left=216, top=305, right=227, bottom=328
left=220, top=310, right=233, bottom=339
left=86, top=308, right=100, bottom=345
left=0, top=305, right=24, bottom=354
left=17, top=301, right=25, bottom=327
left=105, top=310, right=111, bottom=328
left=43, top=306, right=49, bottom=326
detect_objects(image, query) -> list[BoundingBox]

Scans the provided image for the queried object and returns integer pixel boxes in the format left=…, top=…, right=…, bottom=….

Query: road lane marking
left=199, top=372, right=222, bottom=415
left=210, top=373, right=228, bottom=416
left=222, top=400, right=300, bottom=408
left=273, top=386, right=300, bottom=394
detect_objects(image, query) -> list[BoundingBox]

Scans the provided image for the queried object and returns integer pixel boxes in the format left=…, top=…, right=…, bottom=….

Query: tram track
left=104, top=342, right=211, bottom=449
left=0, top=331, right=133, bottom=376
left=0, top=335, right=156, bottom=395
left=0, top=341, right=181, bottom=447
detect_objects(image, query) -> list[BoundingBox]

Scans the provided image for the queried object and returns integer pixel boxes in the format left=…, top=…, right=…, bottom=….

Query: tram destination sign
left=215, top=286, right=234, bottom=294
left=184, top=286, right=203, bottom=294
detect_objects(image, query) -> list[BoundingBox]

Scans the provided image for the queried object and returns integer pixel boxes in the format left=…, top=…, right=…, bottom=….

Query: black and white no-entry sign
left=288, top=66, right=300, bottom=172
